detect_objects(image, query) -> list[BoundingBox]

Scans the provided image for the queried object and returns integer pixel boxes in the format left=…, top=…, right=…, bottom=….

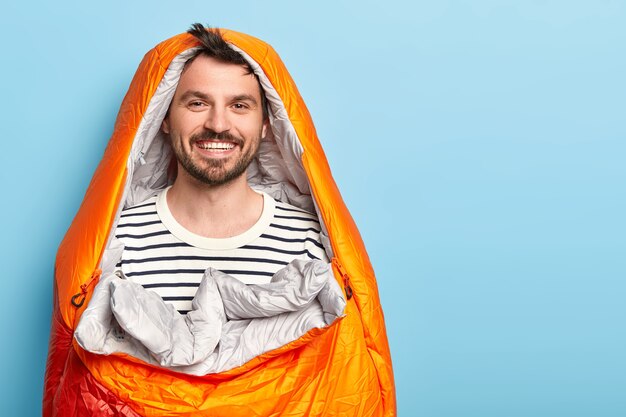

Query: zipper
left=332, top=258, right=353, bottom=300
left=71, top=269, right=102, bottom=308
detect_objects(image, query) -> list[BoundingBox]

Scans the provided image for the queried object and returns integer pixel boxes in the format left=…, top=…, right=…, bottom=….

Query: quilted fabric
left=74, top=259, right=346, bottom=375
left=43, top=28, right=396, bottom=417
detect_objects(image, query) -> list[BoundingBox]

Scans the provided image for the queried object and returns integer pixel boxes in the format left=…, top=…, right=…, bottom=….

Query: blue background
left=1, top=1, right=624, bottom=416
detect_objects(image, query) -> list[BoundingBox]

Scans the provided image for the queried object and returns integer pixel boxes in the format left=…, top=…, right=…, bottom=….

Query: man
left=114, top=24, right=328, bottom=314
left=44, top=23, right=394, bottom=417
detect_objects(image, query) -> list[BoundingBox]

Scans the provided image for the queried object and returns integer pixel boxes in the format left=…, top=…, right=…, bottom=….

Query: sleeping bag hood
left=43, top=28, right=396, bottom=417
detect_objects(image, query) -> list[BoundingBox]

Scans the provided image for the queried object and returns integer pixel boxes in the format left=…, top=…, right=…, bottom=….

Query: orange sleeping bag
left=43, top=28, right=396, bottom=417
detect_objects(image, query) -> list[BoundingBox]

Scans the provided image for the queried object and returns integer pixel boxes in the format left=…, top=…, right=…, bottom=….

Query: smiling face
left=162, top=55, right=268, bottom=186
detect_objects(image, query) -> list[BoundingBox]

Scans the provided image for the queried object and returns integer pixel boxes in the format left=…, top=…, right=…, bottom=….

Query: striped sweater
left=114, top=187, right=329, bottom=314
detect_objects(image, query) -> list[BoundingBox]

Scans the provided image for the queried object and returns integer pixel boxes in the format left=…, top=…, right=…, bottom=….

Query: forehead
left=176, top=55, right=260, bottom=97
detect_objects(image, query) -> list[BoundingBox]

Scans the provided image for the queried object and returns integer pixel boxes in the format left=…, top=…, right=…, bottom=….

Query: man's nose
left=204, top=107, right=231, bottom=133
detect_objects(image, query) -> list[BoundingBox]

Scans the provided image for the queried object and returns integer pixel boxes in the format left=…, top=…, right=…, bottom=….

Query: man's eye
left=232, top=103, right=249, bottom=110
left=189, top=101, right=204, bottom=107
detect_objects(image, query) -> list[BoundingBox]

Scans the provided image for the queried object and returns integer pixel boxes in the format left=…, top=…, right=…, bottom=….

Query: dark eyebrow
left=179, top=90, right=210, bottom=102
left=232, top=94, right=258, bottom=105
left=177, top=91, right=258, bottom=106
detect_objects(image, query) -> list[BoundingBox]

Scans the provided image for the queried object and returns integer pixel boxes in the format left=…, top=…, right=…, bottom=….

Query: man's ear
left=261, top=119, right=269, bottom=138
left=161, top=116, right=170, bottom=134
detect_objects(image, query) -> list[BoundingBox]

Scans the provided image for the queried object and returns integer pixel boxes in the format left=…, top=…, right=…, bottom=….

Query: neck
left=166, top=169, right=263, bottom=238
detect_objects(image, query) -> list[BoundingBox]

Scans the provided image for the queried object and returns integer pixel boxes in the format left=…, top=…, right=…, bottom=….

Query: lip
left=194, top=140, right=239, bottom=158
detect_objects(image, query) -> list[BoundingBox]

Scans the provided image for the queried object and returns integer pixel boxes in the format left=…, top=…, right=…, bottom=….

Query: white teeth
left=197, top=142, right=235, bottom=150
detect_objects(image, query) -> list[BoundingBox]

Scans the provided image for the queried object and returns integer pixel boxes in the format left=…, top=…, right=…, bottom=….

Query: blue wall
left=1, top=1, right=624, bottom=416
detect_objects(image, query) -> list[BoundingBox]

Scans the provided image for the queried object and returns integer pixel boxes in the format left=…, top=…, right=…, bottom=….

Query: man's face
left=162, top=55, right=268, bottom=186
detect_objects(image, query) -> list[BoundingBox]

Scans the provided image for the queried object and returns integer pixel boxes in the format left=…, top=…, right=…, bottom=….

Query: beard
left=172, top=128, right=261, bottom=186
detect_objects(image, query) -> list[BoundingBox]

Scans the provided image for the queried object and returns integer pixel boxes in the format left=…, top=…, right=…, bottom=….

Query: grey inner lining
left=75, top=259, right=346, bottom=375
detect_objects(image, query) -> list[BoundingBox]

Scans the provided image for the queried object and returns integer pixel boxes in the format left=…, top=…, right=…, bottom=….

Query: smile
left=196, top=141, right=236, bottom=151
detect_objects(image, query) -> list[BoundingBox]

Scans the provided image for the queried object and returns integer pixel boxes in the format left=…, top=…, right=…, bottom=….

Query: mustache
left=190, top=129, right=244, bottom=146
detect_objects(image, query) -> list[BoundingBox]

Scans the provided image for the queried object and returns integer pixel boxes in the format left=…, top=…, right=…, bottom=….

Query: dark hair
left=186, top=23, right=268, bottom=120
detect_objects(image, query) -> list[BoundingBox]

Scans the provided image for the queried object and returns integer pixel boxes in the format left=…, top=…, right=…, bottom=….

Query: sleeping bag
left=43, top=28, right=396, bottom=417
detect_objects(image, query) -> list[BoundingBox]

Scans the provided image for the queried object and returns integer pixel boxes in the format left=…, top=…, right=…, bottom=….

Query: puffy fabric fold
left=75, top=260, right=345, bottom=375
